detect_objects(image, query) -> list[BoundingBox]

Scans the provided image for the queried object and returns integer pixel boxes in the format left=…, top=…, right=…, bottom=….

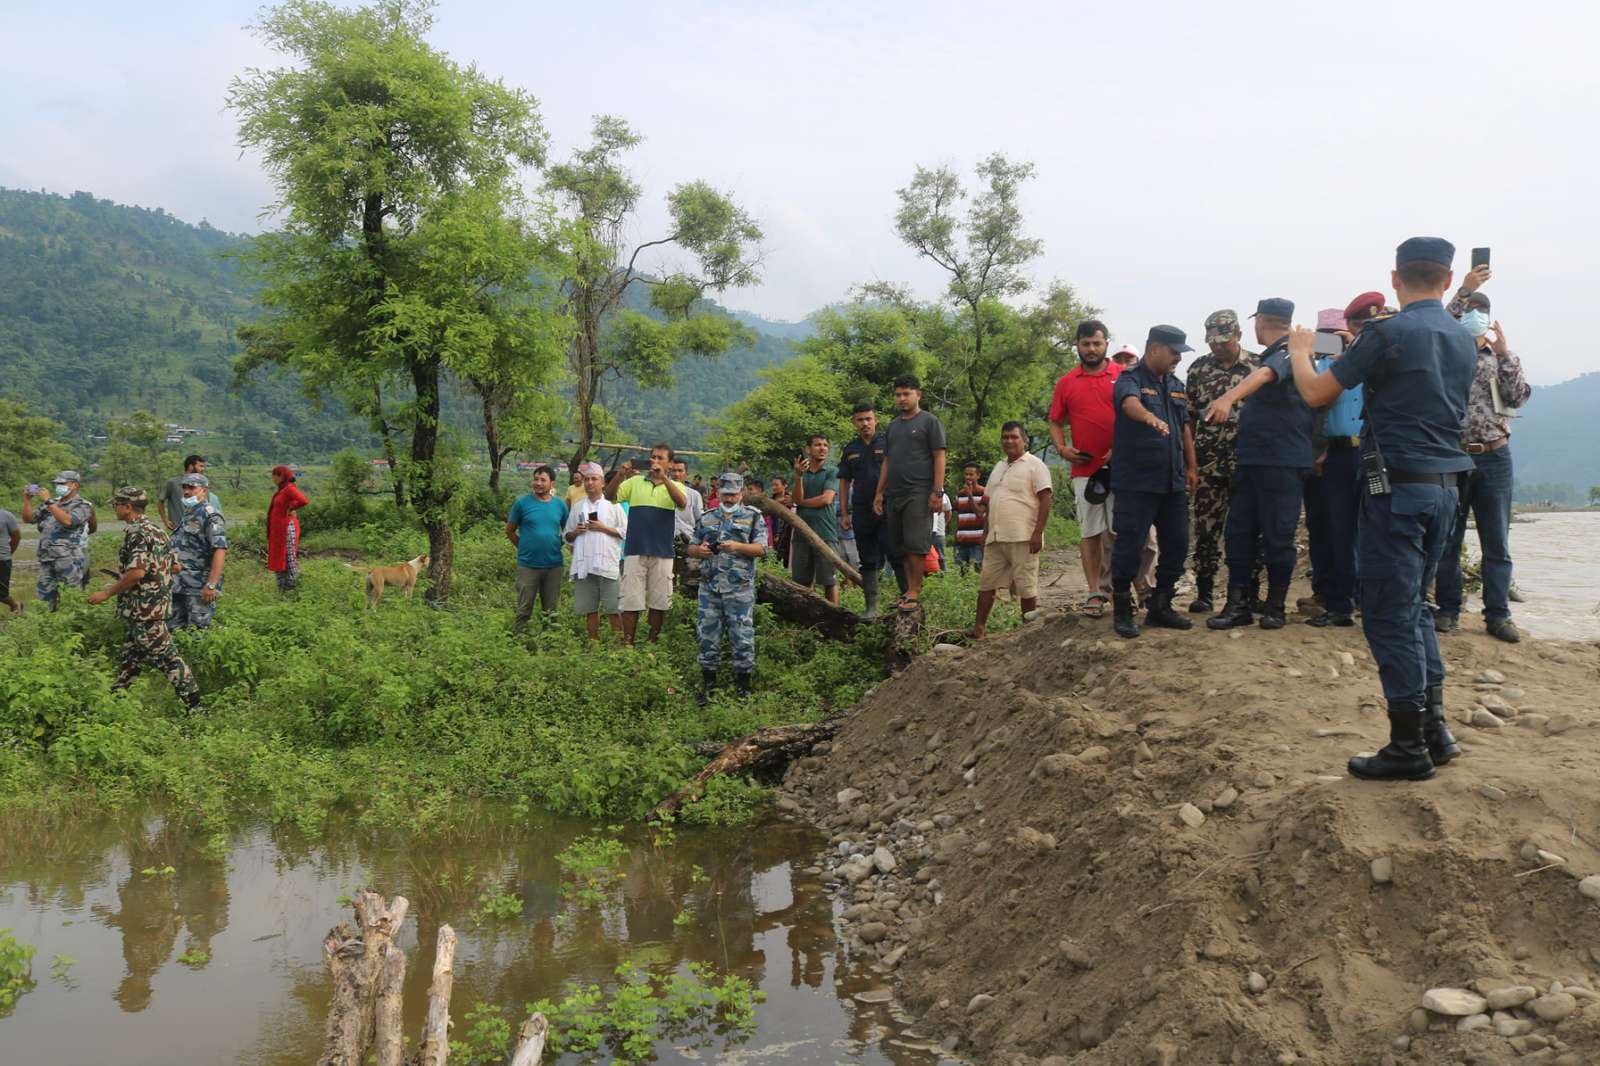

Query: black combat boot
left=1423, top=684, right=1461, bottom=766
left=1206, top=586, right=1253, bottom=630
left=1188, top=576, right=1214, bottom=613
left=1348, top=702, right=1437, bottom=781
left=1112, top=592, right=1140, bottom=639
left=697, top=668, right=718, bottom=707
left=1306, top=608, right=1356, bottom=628
left=1146, top=588, right=1193, bottom=630
left=734, top=671, right=753, bottom=697
left=1258, top=586, right=1289, bottom=630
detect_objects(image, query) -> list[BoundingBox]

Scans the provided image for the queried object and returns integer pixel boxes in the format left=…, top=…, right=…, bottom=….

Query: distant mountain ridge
left=1510, top=371, right=1600, bottom=502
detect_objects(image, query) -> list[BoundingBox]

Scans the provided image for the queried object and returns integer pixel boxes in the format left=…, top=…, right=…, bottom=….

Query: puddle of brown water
left=0, top=809, right=951, bottom=1065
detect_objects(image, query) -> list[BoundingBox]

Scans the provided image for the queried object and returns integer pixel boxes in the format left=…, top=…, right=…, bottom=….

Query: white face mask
left=53, top=484, right=70, bottom=498
left=1459, top=310, right=1490, bottom=337
left=720, top=496, right=739, bottom=511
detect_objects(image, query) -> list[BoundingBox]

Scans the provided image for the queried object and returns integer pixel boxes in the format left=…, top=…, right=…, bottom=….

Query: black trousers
left=1112, top=489, right=1188, bottom=592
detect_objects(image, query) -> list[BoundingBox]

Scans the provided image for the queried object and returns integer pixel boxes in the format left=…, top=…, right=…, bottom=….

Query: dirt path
left=779, top=549, right=1600, bottom=1064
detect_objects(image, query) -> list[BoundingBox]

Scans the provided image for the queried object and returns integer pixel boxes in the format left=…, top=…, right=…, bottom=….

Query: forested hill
left=1511, top=371, right=1600, bottom=503
left=0, top=187, right=377, bottom=456
left=0, top=186, right=808, bottom=460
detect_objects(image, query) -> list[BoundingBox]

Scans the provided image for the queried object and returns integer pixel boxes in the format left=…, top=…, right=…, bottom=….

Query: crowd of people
left=5, top=237, right=1528, bottom=782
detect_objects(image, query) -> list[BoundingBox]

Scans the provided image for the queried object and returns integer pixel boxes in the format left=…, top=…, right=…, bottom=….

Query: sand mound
left=779, top=610, right=1600, bottom=1064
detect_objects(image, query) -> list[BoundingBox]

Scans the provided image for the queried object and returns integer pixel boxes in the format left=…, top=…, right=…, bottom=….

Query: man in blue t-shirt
left=1203, top=298, right=1315, bottom=631
left=506, top=464, right=569, bottom=629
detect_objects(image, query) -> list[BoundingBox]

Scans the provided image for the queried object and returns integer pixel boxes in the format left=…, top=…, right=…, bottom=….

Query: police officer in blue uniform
left=1303, top=307, right=1368, bottom=627
left=1203, top=298, right=1314, bottom=631
left=837, top=402, right=896, bottom=617
left=1109, top=325, right=1199, bottom=638
left=1287, top=237, right=1476, bottom=781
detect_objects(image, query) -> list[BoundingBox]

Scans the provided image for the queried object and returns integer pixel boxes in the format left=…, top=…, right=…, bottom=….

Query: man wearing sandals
left=971, top=422, right=1052, bottom=638
left=872, top=375, right=946, bottom=613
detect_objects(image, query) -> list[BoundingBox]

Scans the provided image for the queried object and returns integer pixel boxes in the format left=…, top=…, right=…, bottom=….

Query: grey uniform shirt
left=883, top=410, right=947, bottom=498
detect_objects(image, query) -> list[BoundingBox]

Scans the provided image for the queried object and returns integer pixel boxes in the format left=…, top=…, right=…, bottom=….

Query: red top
left=1048, top=363, right=1121, bottom=476
left=266, top=481, right=309, bottom=572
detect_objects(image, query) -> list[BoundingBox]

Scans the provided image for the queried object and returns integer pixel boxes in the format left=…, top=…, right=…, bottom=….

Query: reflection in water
left=0, top=809, right=946, bottom=1065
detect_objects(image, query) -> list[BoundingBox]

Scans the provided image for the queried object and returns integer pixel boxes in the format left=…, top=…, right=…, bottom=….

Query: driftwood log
left=745, top=491, right=863, bottom=588
left=374, top=948, right=407, bottom=1066
left=319, top=891, right=409, bottom=1066
left=418, top=925, right=457, bottom=1066
left=651, top=722, right=839, bottom=821
left=755, top=572, right=862, bottom=640
left=509, top=1014, right=550, bottom=1066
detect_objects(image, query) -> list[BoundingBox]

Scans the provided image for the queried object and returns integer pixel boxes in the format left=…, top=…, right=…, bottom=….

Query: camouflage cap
left=717, top=471, right=745, bottom=493
left=54, top=470, right=82, bottom=484
left=111, top=485, right=149, bottom=506
left=180, top=473, right=210, bottom=488
left=1204, top=309, right=1241, bottom=342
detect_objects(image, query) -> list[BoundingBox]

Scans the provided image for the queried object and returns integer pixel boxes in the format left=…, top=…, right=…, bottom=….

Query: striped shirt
left=954, top=486, right=986, bottom=546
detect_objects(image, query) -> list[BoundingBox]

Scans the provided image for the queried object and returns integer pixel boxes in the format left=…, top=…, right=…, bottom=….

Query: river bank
left=775, top=563, right=1600, bottom=1063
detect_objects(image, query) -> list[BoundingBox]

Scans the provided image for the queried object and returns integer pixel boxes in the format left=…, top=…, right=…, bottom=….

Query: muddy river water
left=0, top=811, right=950, bottom=1064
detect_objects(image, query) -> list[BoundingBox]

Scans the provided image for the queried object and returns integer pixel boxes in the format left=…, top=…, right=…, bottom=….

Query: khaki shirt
left=982, top=452, right=1052, bottom=544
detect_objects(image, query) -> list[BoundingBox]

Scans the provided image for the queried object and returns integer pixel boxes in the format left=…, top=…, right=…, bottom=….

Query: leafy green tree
left=545, top=116, right=762, bottom=467
left=1588, top=485, right=1600, bottom=506
left=103, top=411, right=171, bottom=491
left=704, top=357, right=852, bottom=473
left=885, top=153, right=1044, bottom=436
left=796, top=304, right=928, bottom=413
left=0, top=399, right=77, bottom=492
left=228, top=0, right=549, bottom=601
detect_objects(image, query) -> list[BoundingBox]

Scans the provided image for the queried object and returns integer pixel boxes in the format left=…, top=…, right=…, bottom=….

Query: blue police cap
left=1250, top=298, right=1295, bottom=320
left=1146, top=324, right=1193, bottom=354
left=1396, top=237, right=1454, bottom=268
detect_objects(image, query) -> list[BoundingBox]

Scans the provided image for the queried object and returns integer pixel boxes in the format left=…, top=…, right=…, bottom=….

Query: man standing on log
left=838, top=402, right=891, bottom=618
left=872, top=376, right=947, bottom=613
left=688, top=472, right=768, bottom=704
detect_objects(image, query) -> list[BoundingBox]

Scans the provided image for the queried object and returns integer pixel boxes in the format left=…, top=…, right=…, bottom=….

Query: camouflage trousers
left=36, top=555, right=87, bottom=605
left=1193, top=470, right=1262, bottom=591
left=696, top=585, right=755, bottom=673
left=114, top=617, right=201, bottom=708
left=169, top=592, right=216, bottom=631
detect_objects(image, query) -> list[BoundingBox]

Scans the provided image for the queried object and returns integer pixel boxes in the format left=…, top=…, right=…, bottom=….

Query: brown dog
left=353, top=554, right=429, bottom=608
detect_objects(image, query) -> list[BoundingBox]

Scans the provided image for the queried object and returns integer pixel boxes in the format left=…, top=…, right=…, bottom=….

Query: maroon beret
left=1343, top=291, right=1386, bottom=320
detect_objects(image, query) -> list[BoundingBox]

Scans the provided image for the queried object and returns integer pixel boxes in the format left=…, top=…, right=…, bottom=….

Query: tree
left=103, top=410, right=171, bottom=491
left=545, top=116, right=763, bottom=468
left=228, top=0, right=548, bottom=602
left=704, top=357, right=852, bottom=474
left=887, top=153, right=1043, bottom=436
left=796, top=304, right=928, bottom=413
left=0, top=399, right=77, bottom=491
left=1589, top=485, right=1600, bottom=506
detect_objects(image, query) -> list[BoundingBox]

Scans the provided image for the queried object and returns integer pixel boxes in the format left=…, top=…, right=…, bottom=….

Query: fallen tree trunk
left=755, top=572, right=862, bottom=640
left=651, top=722, right=838, bottom=821
left=318, top=891, right=409, bottom=1066
left=745, top=491, right=862, bottom=588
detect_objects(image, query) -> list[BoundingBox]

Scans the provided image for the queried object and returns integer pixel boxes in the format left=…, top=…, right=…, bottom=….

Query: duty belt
left=1389, top=471, right=1454, bottom=487
left=1325, top=436, right=1361, bottom=449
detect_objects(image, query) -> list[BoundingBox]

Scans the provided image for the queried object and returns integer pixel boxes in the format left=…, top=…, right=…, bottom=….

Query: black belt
left=1389, top=471, right=1453, bottom=487
left=1325, top=437, right=1361, bottom=449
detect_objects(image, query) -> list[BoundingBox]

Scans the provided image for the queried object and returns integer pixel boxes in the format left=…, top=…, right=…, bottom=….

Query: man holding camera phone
left=688, top=471, right=768, bottom=703
left=22, top=470, right=93, bottom=611
left=564, top=462, right=627, bottom=640
left=607, top=443, right=688, bottom=644
left=1299, top=305, right=1366, bottom=628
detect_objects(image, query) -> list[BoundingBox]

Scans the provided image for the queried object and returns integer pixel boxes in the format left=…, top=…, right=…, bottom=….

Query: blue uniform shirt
left=1111, top=361, right=1189, bottom=494
left=696, top=504, right=768, bottom=593
left=1332, top=299, right=1474, bottom=474
left=838, top=433, right=887, bottom=509
left=1315, top=355, right=1364, bottom=439
left=1236, top=340, right=1314, bottom=469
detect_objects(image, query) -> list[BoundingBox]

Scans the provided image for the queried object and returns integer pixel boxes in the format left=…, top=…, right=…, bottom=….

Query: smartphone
left=26, top=483, right=40, bottom=496
left=1471, top=247, right=1491, bottom=270
left=1313, top=332, right=1344, bottom=357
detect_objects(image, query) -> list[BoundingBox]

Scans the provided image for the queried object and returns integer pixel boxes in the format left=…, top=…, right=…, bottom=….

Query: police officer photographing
left=22, top=470, right=93, bottom=611
left=688, top=472, right=768, bottom=704
left=1109, top=325, right=1199, bottom=639
left=1288, top=237, right=1476, bottom=782
left=1204, top=298, right=1315, bottom=631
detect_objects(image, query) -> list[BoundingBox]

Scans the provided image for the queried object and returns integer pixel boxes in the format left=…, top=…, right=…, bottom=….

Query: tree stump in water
left=318, top=891, right=409, bottom=1066
left=418, top=925, right=457, bottom=1066
left=651, top=722, right=838, bottom=821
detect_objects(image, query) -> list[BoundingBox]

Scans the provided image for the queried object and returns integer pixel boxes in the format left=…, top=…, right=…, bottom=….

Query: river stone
left=1496, top=1018, right=1535, bottom=1037
left=1477, top=669, right=1506, bottom=684
left=1213, top=787, right=1239, bottom=810
left=1455, top=1013, right=1492, bottom=1033
left=1035, top=753, right=1079, bottom=778
left=843, top=857, right=875, bottom=884
left=1370, top=856, right=1394, bottom=884
left=1077, top=745, right=1110, bottom=763
left=1576, top=875, right=1600, bottom=900
left=1545, top=713, right=1581, bottom=735
left=1178, top=803, right=1206, bottom=828
left=1422, top=987, right=1487, bottom=1015
left=966, top=993, right=996, bottom=1014
left=872, top=846, right=898, bottom=874
left=1476, top=783, right=1508, bottom=802
left=1469, top=708, right=1505, bottom=728
left=931, top=642, right=963, bottom=654
left=1247, top=971, right=1269, bottom=994
left=837, top=787, right=864, bottom=808
left=1252, top=771, right=1276, bottom=788
left=858, top=922, right=889, bottom=944
left=854, top=987, right=894, bottom=1004
left=1339, top=651, right=1356, bottom=668
left=1486, top=985, right=1537, bottom=1010
left=1479, top=692, right=1512, bottom=712
left=1529, top=992, right=1577, bottom=1022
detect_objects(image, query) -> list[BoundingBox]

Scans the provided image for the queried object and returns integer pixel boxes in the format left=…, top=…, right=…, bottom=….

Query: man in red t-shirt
left=1049, top=321, right=1157, bottom=615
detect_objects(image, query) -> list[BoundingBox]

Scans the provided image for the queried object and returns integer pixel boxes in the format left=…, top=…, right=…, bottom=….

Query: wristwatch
left=204, top=582, right=218, bottom=591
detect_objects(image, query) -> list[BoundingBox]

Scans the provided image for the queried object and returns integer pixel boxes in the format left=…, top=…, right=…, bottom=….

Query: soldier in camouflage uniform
left=1184, top=311, right=1258, bottom=612
left=169, top=473, right=227, bottom=632
left=87, top=487, right=201, bottom=711
left=21, top=470, right=93, bottom=610
left=688, top=472, right=767, bottom=705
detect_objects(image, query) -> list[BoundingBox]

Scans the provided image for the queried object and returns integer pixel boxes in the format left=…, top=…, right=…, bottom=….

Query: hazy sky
left=4, top=0, right=1596, bottom=384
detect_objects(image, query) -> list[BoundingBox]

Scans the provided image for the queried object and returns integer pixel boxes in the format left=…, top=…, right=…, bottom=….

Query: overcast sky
left=4, top=0, right=1595, bottom=384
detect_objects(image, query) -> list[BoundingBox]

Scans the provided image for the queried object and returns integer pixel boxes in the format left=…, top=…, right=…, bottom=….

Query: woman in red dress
left=266, top=465, right=309, bottom=592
